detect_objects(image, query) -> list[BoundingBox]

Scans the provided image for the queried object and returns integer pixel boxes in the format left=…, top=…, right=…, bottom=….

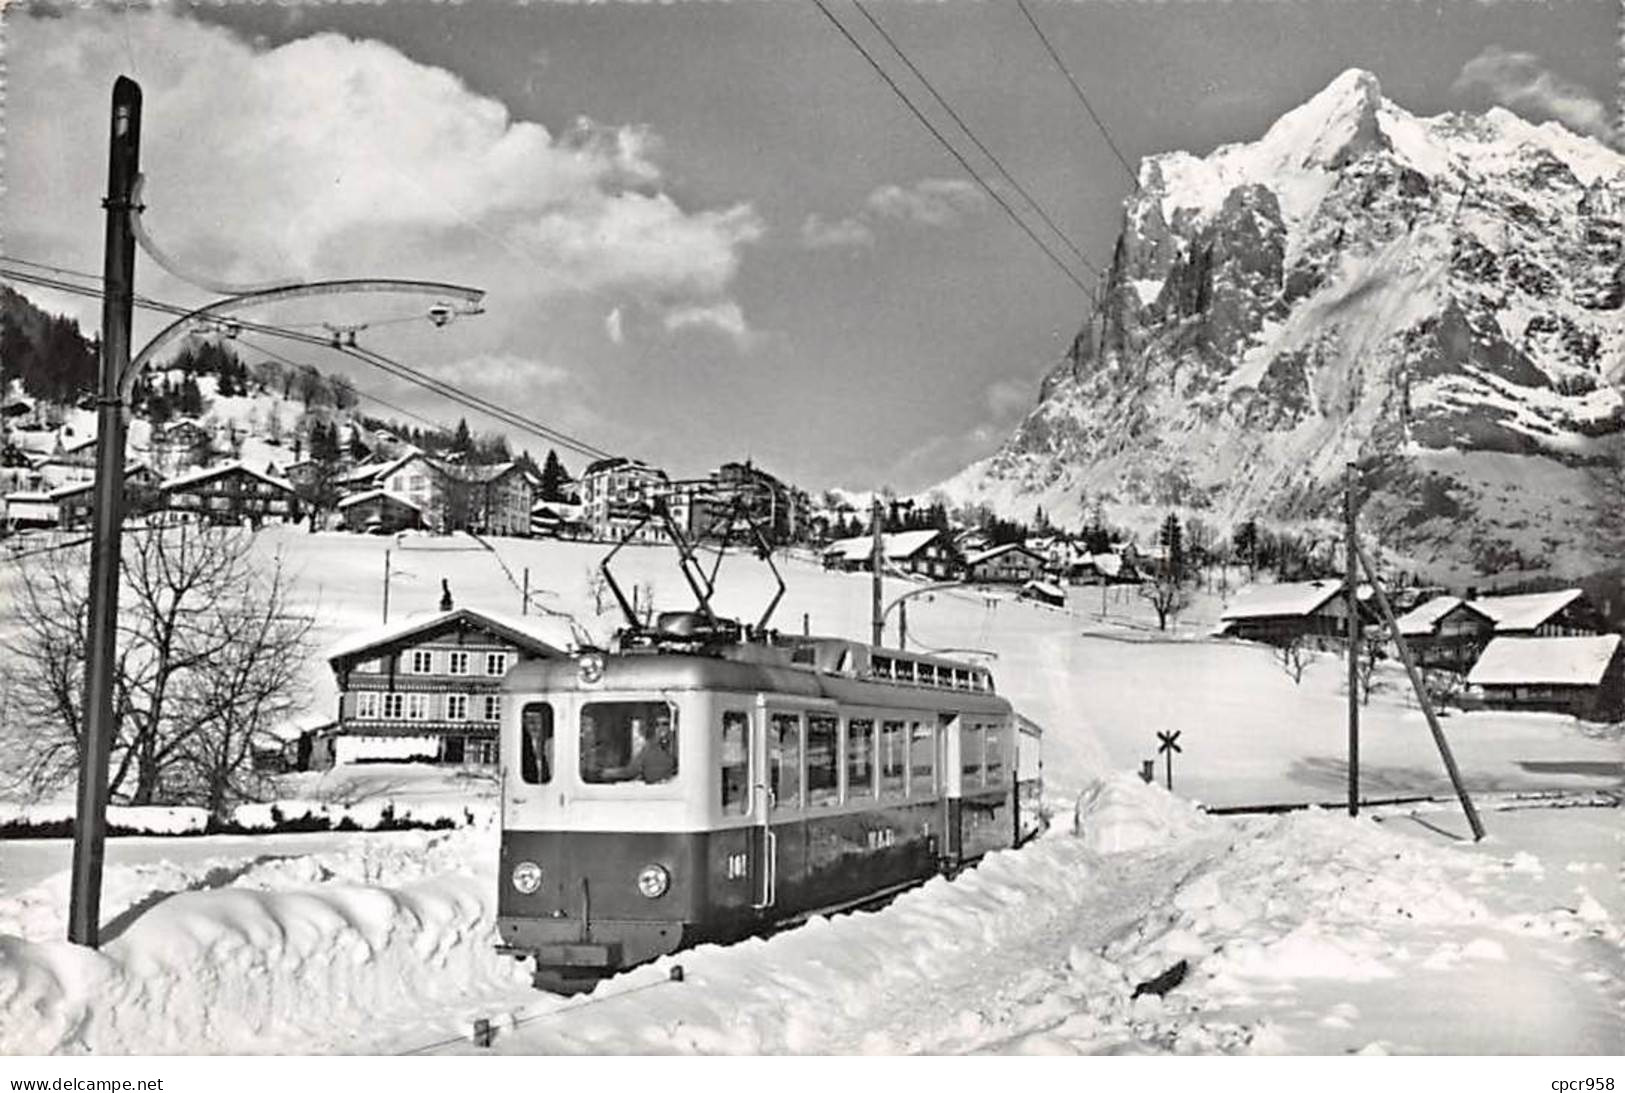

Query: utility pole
left=382, top=548, right=392, bottom=624
left=69, top=76, right=141, bottom=949
left=1345, top=462, right=1361, bottom=817
left=870, top=496, right=884, bottom=647
left=522, top=566, right=530, bottom=616
left=898, top=598, right=908, bottom=649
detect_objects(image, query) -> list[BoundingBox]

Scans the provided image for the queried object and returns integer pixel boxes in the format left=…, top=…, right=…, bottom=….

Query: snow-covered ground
left=1, top=528, right=1620, bottom=1054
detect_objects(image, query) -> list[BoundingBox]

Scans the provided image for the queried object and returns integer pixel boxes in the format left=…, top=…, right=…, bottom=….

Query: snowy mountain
left=940, top=69, right=1624, bottom=578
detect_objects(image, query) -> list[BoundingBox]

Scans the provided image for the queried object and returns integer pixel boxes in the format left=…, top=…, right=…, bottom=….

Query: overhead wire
left=849, top=0, right=1098, bottom=277
left=1014, top=0, right=1139, bottom=186
left=0, top=259, right=614, bottom=462
left=808, top=0, right=1095, bottom=295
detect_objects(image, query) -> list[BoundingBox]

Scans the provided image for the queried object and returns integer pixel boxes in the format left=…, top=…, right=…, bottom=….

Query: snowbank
left=0, top=876, right=530, bottom=1054
left=1071, top=774, right=1215, bottom=853
left=0, top=799, right=494, bottom=838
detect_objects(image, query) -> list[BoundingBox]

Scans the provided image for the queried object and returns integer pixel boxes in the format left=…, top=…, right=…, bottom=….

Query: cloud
left=605, top=307, right=625, bottom=345
left=864, top=178, right=986, bottom=227
left=1451, top=46, right=1615, bottom=144
left=433, top=353, right=572, bottom=391
left=984, top=377, right=1032, bottom=419
left=799, top=214, right=875, bottom=250
left=661, top=301, right=753, bottom=346
left=2, top=9, right=761, bottom=300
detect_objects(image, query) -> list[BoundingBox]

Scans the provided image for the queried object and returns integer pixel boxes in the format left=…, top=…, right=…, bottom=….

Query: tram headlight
left=636, top=863, right=670, bottom=899
left=578, top=652, right=605, bottom=685
left=511, top=861, right=543, bottom=895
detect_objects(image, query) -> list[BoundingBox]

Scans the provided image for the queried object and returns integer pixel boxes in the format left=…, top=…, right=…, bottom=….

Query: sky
left=1, top=0, right=1618, bottom=493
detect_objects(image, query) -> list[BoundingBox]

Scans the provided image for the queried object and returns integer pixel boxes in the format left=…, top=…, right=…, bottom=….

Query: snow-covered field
left=1, top=529, right=1621, bottom=1054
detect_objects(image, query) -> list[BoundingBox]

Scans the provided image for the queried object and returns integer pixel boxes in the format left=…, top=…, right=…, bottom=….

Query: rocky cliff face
left=941, top=69, right=1624, bottom=577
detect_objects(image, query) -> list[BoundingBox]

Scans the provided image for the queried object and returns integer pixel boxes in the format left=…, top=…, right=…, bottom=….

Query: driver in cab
left=608, top=716, right=677, bottom=784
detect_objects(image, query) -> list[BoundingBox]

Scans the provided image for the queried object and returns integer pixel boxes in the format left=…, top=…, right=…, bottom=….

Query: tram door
left=937, top=712, right=962, bottom=864
left=747, top=698, right=781, bottom=912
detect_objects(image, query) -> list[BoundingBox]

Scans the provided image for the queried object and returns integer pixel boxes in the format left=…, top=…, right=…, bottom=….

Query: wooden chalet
left=160, top=461, right=297, bottom=526
left=325, top=606, right=573, bottom=766
left=1019, top=579, right=1067, bottom=607
left=337, top=488, right=423, bottom=534
left=1219, top=579, right=1355, bottom=647
left=1466, top=634, right=1624, bottom=721
left=52, top=463, right=160, bottom=529
left=963, top=542, right=1048, bottom=585
left=821, top=529, right=960, bottom=579
left=1398, top=589, right=1602, bottom=673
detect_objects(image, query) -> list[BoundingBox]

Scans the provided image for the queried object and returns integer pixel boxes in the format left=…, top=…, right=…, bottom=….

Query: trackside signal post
left=69, top=76, right=142, bottom=948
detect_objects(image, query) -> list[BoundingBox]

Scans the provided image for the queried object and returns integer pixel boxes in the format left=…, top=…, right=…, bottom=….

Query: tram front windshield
left=579, top=700, right=679, bottom=785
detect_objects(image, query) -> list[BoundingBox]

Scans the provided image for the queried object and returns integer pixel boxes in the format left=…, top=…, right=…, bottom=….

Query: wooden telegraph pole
left=69, top=76, right=142, bottom=948
left=1345, top=462, right=1360, bottom=817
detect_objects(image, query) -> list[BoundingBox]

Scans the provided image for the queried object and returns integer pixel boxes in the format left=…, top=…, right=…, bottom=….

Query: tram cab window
left=909, top=721, right=935, bottom=797
left=770, top=713, right=802, bottom=810
left=960, top=722, right=984, bottom=790
left=720, top=710, right=750, bottom=815
left=879, top=720, right=907, bottom=798
left=519, top=702, right=554, bottom=785
left=807, top=715, right=839, bottom=806
left=845, top=718, right=876, bottom=802
left=985, top=724, right=1005, bottom=785
left=580, top=701, right=678, bottom=785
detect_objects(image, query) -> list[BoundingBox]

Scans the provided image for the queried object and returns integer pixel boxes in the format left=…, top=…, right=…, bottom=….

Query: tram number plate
left=725, top=852, right=748, bottom=880
left=866, top=828, right=896, bottom=850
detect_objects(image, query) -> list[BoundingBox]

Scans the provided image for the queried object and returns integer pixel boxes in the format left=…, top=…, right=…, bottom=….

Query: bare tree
left=585, top=566, right=610, bottom=616
left=1354, top=635, right=1385, bottom=705
left=1273, top=635, right=1312, bottom=684
left=1137, top=572, right=1192, bottom=631
left=0, top=526, right=311, bottom=811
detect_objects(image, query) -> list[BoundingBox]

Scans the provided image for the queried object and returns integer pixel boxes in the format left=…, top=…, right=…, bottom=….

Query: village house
left=964, top=542, right=1048, bottom=585
left=337, top=488, right=423, bottom=534
left=580, top=456, right=671, bottom=543
left=713, top=460, right=809, bottom=544
left=530, top=500, right=590, bottom=539
left=52, top=463, right=160, bottom=529
left=160, top=461, right=298, bottom=526
left=351, top=451, right=536, bottom=537
left=1397, top=588, right=1603, bottom=672
left=322, top=606, right=573, bottom=766
left=1218, top=579, right=1359, bottom=647
left=149, top=418, right=215, bottom=476
left=1019, top=579, right=1068, bottom=608
left=821, top=528, right=961, bottom=579
left=1466, top=634, right=1625, bottom=721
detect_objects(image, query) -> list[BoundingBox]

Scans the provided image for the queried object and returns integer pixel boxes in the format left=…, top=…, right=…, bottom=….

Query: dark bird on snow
left=1131, top=958, right=1189, bottom=1000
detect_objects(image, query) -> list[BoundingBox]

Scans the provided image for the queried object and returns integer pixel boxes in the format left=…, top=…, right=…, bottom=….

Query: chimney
left=1464, top=586, right=1477, bottom=600
left=440, top=578, right=453, bottom=611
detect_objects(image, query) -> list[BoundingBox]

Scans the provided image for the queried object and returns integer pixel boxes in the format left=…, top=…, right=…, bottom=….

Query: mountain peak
left=1260, top=67, right=1390, bottom=169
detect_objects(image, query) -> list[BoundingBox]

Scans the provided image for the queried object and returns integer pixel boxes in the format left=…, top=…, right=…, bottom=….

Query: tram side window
left=985, top=724, right=1005, bottom=785
left=580, top=701, right=678, bottom=785
left=806, top=714, right=839, bottom=807
left=960, top=722, right=984, bottom=790
left=879, top=720, right=908, bottom=798
left=519, top=702, right=554, bottom=785
left=909, top=721, right=935, bottom=797
left=720, top=711, right=750, bottom=816
left=846, top=718, right=876, bottom=802
left=770, top=713, right=802, bottom=810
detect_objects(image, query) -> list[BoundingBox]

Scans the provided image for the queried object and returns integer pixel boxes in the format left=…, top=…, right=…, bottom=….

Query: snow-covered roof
left=161, top=461, right=293, bottom=494
left=1221, top=580, right=1343, bottom=620
left=1395, top=595, right=1473, bottom=636
left=336, top=489, right=421, bottom=512
left=965, top=542, right=1045, bottom=568
left=1022, top=580, right=1067, bottom=599
left=822, top=529, right=944, bottom=562
left=326, top=607, right=575, bottom=665
left=1468, top=589, right=1584, bottom=633
left=338, top=459, right=395, bottom=485
left=1466, top=634, right=1622, bottom=687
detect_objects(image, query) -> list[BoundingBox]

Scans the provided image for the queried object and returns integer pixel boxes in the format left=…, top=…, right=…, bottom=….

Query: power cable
left=1014, top=0, right=1138, bottom=186
left=0, top=261, right=614, bottom=462
left=850, top=0, right=1098, bottom=277
left=808, top=0, right=1095, bottom=295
